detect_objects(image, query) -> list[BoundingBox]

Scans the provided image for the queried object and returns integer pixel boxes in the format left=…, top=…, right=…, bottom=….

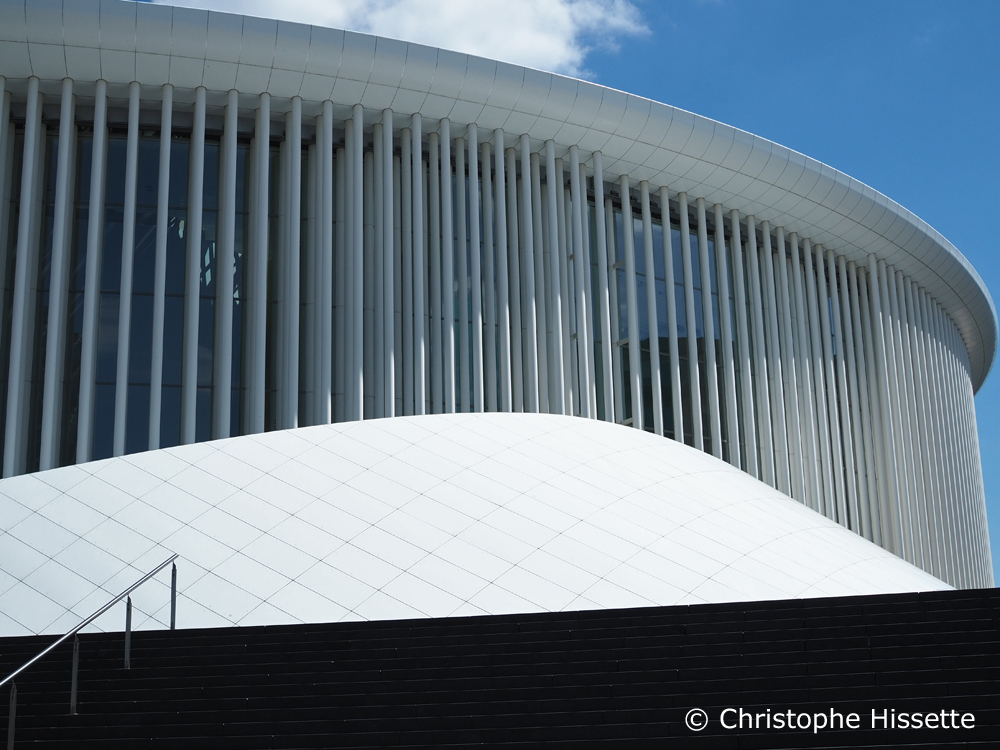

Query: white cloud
left=153, top=0, right=647, bottom=77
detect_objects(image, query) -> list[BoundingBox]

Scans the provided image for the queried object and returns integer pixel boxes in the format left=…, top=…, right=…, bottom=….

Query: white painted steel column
left=544, top=141, right=564, bottom=415
left=868, top=257, right=903, bottom=556
left=594, top=154, right=613, bottom=423
left=212, top=88, right=239, bottom=440
left=441, top=120, right=454, bottom=414
left=774, top=229, right=804, bottom=501
left=746, top=217, right=774, bottom=486
left=481, top=140, right=497, bottom=411
left=569, top=146, right=592, bottom=418
left=40, top=78, right=77, bottom=469
left=350, top=104, right=364, bottom=419
left=286, top=99, right=303, bottom=427
left=679, top=194, right=702, bottom=450
left=889, top=270, right=918, bottom=563
left=382, top=112, right=396, bottom=417
left=696, top=199, right=721, bottom=458
left=884, top=265, right=914, bottom=562
left=899, top=274, right=929, bottom=569
left=148, top=84, right=173, bottom=448
left=335, top=144, right=347, bottom=421
left=456, top=135, right=470, bottom=412
left=714, top=204, right=738, bottom=467
left=906, top=280, right=938, bottom=575
left=730, top=211, right=755, bottom=475
left=492, top=132, right=512, bottom=412
left=761, top=224, right=789, bottom=493
left=76, top=80, right=108, bottom=463
left=372, top=123, right=385, bottom=418
left=944, top=312, right=974, bottom=585
left=802, top=241, right=835, bottom=520
left=468, top=127, right=485, bottom=412
left=519, top=136, right=538, bottom=413
left=639, top=182, right=662, bottom=434
left=4, top=76, right=43, bottom=475
left=320, top=101, right=334, bottom=423
left=112, top=81, right=142, bottom=456
left=840, top=258, right=872, bottom=540
left=401, top=130, right=413, bottom=414
left=662, top=189, right=683, bottom=441
left=429, top=132, right=442, bottom=413
left=506, top=145, right=523, bottom=412
left=557, top=168, right=574, bottom=412
left=580, top=162, right=597, bottom=419
left=363, top=150, right=375, bottom=419
left=790, top=234, right=822, bottom=513
left=392, top=153, right=403, bottom=416
left=858, top=266, right=889, bottom=548
left=932, top=304, right=964, bottom=585
left=827, top=250, right=858, bottom=531
left=180, top=87, right=206, bottom=444
left=916, top=289, right=946, bottom=577
left=304, top=143, right=318, bottom=424
left=621, top=176, right=642, bottom=429
left=606, top=197, right=624, bottom=424
left=815, top=244, right=847, bottom=525
left=530, top=152, right=548, bottom=414
left=250, top=94, right=270, bottom=433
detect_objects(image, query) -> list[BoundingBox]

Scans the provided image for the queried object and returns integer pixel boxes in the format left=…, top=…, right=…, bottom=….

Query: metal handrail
left=1, top=553, right=178, bottom=690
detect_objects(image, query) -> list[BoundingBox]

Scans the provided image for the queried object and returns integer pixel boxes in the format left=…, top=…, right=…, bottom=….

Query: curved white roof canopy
left=0, top=0, right=994, bottom=388
left=0, top=413, right=948, bottom=637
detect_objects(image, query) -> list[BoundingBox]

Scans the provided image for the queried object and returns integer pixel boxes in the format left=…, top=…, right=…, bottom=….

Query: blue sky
left=581, top=0, right=1000, bottom=581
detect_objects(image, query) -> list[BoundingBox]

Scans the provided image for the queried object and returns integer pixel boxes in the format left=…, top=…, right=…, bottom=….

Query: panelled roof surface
left=0, top=414, right=948, bottom=637
left=0, top=0, right=994, bottom=388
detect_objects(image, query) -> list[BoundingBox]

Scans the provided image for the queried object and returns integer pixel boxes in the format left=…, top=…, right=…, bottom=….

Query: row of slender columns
left=0, top=83, right=991, bottom=586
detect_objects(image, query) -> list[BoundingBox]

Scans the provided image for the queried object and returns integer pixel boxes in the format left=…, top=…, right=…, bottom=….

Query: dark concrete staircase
left=2, top=588, right=998, bottom=748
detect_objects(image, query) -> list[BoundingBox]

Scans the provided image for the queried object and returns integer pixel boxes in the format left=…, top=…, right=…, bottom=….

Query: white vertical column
left=932, top=304, right=964, bottom=584
left=714, top=204, right=738, bottom=467
left=916, top=289, right=945, bottom=576
left=519, top=136, right=538, bottom=413
left=112, top=81, right=141, bottom=456
left=858, top=266, right=889, bottom=547
left=320, top=101, right=334, bottom=423
left=774, top=228, right=804, bottom=500
left=382, top=111, right=396, bottom=417
left=363, top=150, right=375, bottom=419
left=504, top=144, right=522, bottom=412
left=884, top=265, right=914, bottom=561
left=661, top=188, right=683, bottom=441
left=286, top=99, right=303, bottom=427
left=372, top=123, right=385, bottom=419
left=606, top=197, right=624, bottom=424
left=580, top=162, right=597, bottom=419
left=392, top=153, right=403, bottom=416
left=679, top=193, right=702, bottom=450
left=441, top=120, right=454, bottom=414
left=846, top=261, right=876, bottom=542
left=544, top=141, right=564, bottom=415
left=335, top=144, right=347, bottom=421
left=350, top=104, right=364, bottom=419
left=898, top=273, right=928, bottom=568
left=729, top=211, right=754, bottom=472
left=530, top=152, right=548, bottom=413
left=838, top=258, right=868, bottom=538
left=815, top=244, right=847, bottom=525
left=639, top=181, right=662, bottom=434
left=868, top=257, right=903, bottom=556
left=481, top=140, right=497, bottom=411
left=790, top=234, right=822, bottom=512
left=302, top=143, right=317, bottom=424
left=746, top=217, right=773, bottom=486
left=828, top=250, right=858, bottom=531
left=620, top=176, right=642, bottom=429
left=40, top=77, right=77, bottom=469
left=250, top=94, right=270, bottom=432
left=760, top=223, right=788, bottom=492
left=468, top=126, right=485, bottom=412
left=803, top=240, right=835, bottom=519
left=697, top=199, right=721, bottom=458
left=400, top=129, right=413, bottom=414
left=148, top=84, right=173, bottom=448
left=492, top=130, right=512, bottom=412
left=456, top=135, right=469, bottom=412
left=4, top=76, right=43, bottom=475
left=557, top=165, right=574, bottom=411
left=212, top=88, right=239, bottom=440
left=593, top=154, right=613, bottom=422
left=569, top=146, right=592, bottom=418
left=429, top=131, right=442, bottom=413
left=76, top=79, right=108, bottom=463
left=180, top=87, right=206, bottom=444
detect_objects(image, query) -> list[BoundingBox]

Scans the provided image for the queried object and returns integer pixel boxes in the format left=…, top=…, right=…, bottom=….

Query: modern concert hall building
left=0, top=0, right=993, bottom=637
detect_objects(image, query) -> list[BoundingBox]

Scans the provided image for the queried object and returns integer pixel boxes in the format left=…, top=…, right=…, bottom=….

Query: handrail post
left=6, top=683, right=15, bottom=750
left=170, top=563, right=177, bottom=630
left=124, top=596, right=132, bottom=670
left=69, top=635, right=79, bottom=715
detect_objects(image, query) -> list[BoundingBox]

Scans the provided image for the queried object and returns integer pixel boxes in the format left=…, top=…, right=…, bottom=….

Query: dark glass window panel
left=129, top=293, right=153, bottom=384
left=126, top=384, right=149, bottom=455
left=95, top=292, right=120, bottom=384
left=92, top=383, right=115, bottom=460
left=162, top=295, right=184, bottom=386
left=132, top=208, right=157, bottom=295
left=160, top=384, right=181, bottom=449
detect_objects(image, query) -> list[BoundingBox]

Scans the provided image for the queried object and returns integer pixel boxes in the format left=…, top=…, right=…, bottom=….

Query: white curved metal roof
left=0, top=0, right=994, bottom=387
left=0, top=413, right=947, bottom=636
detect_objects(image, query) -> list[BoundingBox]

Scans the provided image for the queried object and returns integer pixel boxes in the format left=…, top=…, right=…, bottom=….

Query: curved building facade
left=0, top=0, right=993, bottom=599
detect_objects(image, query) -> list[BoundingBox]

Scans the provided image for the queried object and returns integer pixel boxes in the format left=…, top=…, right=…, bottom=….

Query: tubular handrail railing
left=0, top=553, right=178, bottom=691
